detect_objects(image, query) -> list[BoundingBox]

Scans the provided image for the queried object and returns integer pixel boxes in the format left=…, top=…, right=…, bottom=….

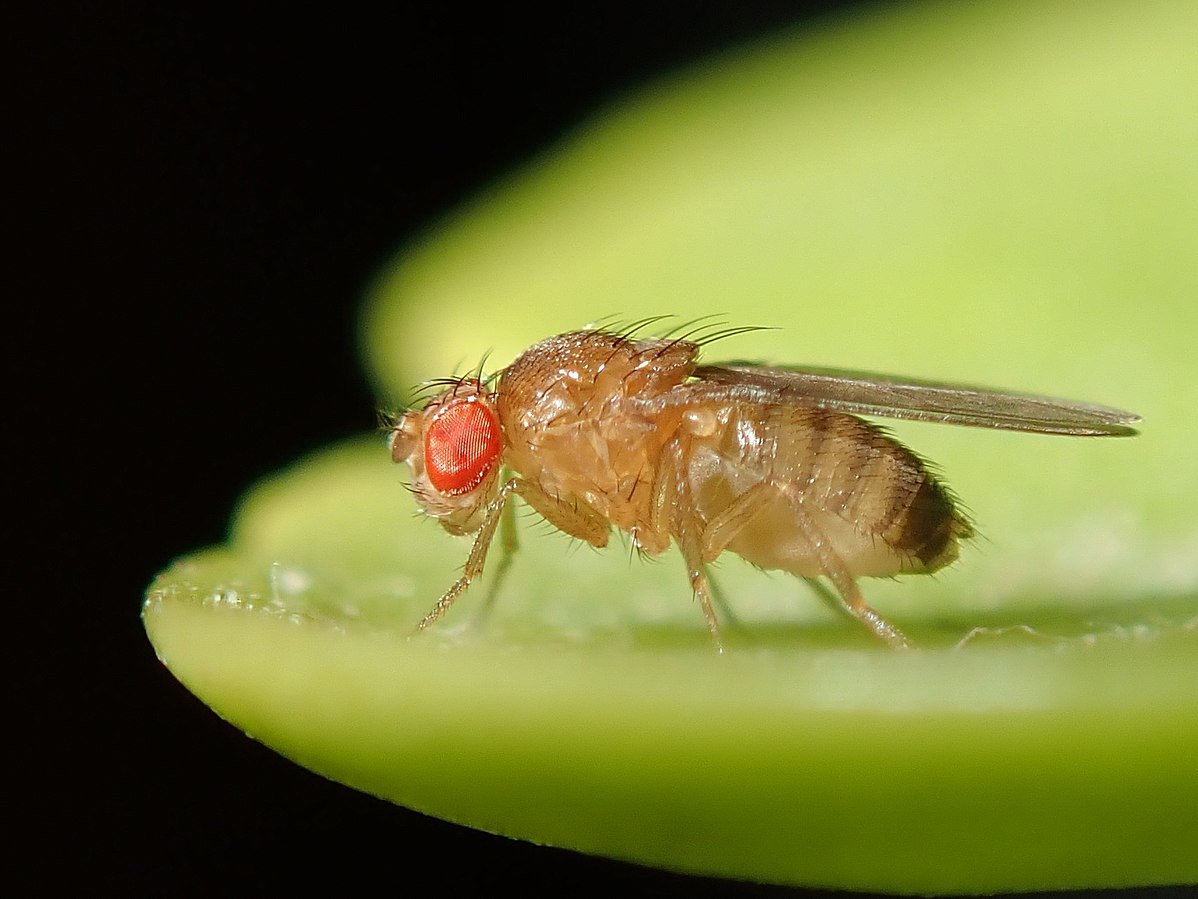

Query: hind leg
left=699, top=478, right=911, bottom=648
left=787, top=501, right=910, bottom=649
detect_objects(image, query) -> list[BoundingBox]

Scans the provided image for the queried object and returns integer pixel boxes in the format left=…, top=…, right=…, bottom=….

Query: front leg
left=415, top=478, right=521, bottom=632
left=511, top=479, right=611, bottom=547
left=415, top=478, right=610, bottom=634
left=786, top=498, right=911, bottom=649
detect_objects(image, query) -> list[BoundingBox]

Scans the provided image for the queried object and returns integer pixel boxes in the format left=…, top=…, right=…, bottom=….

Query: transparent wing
left=690, top=363, right=1140, bottom=436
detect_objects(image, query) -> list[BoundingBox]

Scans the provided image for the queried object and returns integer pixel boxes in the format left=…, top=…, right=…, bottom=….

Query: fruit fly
left=389, top=323, right=1139, bottom=648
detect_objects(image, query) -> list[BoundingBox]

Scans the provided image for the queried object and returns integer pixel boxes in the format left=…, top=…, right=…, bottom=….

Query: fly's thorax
left=497, top=329, right=698, bottom=433
left=390, top=378, right=503, bottom=535
left=494, top=329, right=696, bottom=499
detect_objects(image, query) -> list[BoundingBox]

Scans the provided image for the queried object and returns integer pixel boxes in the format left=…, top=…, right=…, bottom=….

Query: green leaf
left=146, top=1, right=1198, bottom=892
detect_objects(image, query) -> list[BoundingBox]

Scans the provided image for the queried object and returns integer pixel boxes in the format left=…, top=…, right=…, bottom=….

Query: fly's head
left=390, top=378, right=503, bottom=535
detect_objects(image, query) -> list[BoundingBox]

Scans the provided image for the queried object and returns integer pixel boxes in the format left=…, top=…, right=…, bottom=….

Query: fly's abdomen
left=689, top=405, right=971, bottom=577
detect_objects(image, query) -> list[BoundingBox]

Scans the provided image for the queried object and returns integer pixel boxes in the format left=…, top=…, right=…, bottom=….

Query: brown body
left=391, top=326, right=1136, bottom=648
left=498, top=330, right=967, bottom=569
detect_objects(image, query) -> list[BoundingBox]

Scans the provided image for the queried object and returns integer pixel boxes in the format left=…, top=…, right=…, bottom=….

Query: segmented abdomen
left=685, top=404, right=971, bottom=576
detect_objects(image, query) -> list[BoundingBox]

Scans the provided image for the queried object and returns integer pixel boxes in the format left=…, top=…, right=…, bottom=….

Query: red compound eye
left=424, top=399, right=501, bottom=495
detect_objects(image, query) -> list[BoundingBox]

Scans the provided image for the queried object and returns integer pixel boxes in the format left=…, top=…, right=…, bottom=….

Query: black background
left=17, top=3, right=1188, bottom=895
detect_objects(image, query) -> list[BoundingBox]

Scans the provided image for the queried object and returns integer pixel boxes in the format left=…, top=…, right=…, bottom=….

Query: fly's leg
left=692, top=481, right=779, bottom=638
left=415, top=479, right=520, bottom=632
left=467, top=488, right=520, bottom=629
left=674, top=481, right=777, bottom=651
left=472, top=481, right=609, bottom=628
left=787, top=498, right=911, bottom=649
left=700, top=479, right=911, bottom=649
left=831, top=576, right=909, bottom=649
left=704, top=567, right=742, bottom=632
left=417, top=479, right=610, bottom=636
left=419, top=479, right=608, bottom=632
left=665, top=461, right=718, bottom=648
left=699, top=481, right=774, bottom=558
left=675, top=529, right=724, bottom=653
left=799, top=575, right=841, bottom=611
left=511, top=480, right=611, bottom=547
left=671, top=481, right=722, bottom=650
